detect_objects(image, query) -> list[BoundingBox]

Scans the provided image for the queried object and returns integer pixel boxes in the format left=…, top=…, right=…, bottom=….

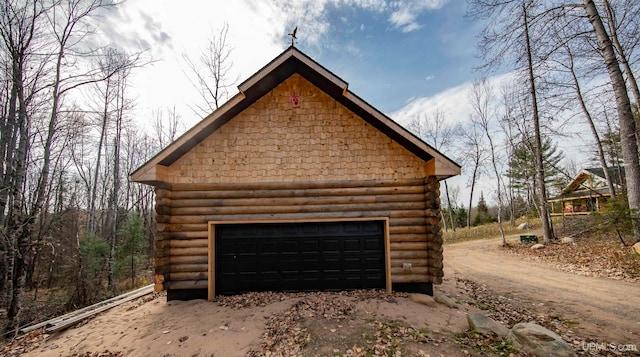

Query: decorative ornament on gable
left=291, top=92, right=299, bottom=105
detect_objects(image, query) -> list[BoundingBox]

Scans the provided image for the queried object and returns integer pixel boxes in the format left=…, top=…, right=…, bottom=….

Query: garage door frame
left=207, top=217, right=391, bottom=301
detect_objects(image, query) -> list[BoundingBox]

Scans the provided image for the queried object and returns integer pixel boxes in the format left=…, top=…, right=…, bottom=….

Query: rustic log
left=169, top=193, right=427, bottom=208
left=166, top=280, right=209, bottom=289
left=169, top=185, right=425, bottom=200
left=169, top=201, right=425, bottom=216
left=167, top=255, right=208, bottom=265
left=155, top=188, right=172, bottom=199
left=391, top=242, right=428, bottom=251
left=155, top=197, right=172, bottom=207
left=156, top=223, right=208, bottom=232
left=167, top=211, right=392, bottom=224
left=168, top=264, right=208, bottom=273
left=389, top=234, right=427, bottom=242
left=156, top=239, right=207, bottom=249
left=390, top=267, right=428, bottom=275
left=389, top=225, right=427, bottom=234
left=171, top=178, right=427, bottom=191
left=390, top=250, right=428, bottom=259
left=156, top=231, right=208, bottom=240
left=160, top=247, right=208, bottom=257
left=390, top=258, right=428, bottom=267
left=155, top=204, right=171, bottom=216
left=169, top=271, right=208, bottom=281
left=391, top=275, right=428, bottom=283
left=389, top=218, right=425, bottom=226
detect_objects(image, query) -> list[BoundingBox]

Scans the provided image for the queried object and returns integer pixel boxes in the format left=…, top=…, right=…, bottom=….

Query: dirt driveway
left=444, top=235, right=640, bottom=345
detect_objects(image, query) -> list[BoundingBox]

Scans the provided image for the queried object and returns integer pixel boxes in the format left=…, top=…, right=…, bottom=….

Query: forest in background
left=1, top=0, right=639, bottom=338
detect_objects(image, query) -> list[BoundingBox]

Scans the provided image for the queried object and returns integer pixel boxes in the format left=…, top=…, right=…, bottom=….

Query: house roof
left=550, top=166, right=626, bottom=201
left=130, top=46, right=461, bottom=185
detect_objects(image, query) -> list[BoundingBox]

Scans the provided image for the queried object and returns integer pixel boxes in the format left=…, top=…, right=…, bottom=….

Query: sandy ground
left=22, top=233, right=640, bottom=356
left=26, top=291, right=471, bottom=357
left=444, top=235, right=640, bottom=345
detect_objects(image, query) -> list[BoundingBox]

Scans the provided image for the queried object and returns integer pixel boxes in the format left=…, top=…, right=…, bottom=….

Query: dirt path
left=444, top=234, right=640, bottom=345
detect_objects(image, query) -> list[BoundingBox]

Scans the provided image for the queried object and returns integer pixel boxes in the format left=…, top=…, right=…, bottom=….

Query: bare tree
left=406, top=109, right=460, bottom=231
left=182, top=22, right=237, bottom=116
left=469, top=78, right=507, bottom=245
left=459, top=122, right=486, bottom=229
left=581, top=0, right=640, bottom=243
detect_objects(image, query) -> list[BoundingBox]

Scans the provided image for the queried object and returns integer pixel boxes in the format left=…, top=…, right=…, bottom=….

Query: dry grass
left=443, top=218, right=542, bottom=244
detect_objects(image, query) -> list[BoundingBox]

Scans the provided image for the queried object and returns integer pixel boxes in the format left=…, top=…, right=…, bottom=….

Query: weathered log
left=390, top=267, right=429, bottom=275
left=155, top=188, right=172, bottom=199
left=391, top=275, right=428, bottom=283
left=389, top=225, right=427, bottom=234
left=169, top=201, right=425, bottom=216
left=171, top=178, right=427, bottom=191
left=169, top=193, right=427, bottom=208
left=169, top=271, right=208, bottom=281
left=169, top=264, right=208, bottom=273
left=390, top=250, right=428, bottom=259
left=390, top=242, right=428, bottom=251
left=390, top=258, right=428, bottom=267
left=166, top=280, right=209, bottom=290
left=155, top=197, right=172, bottom=207
left=156, top=239, right=207, bottom=249
left=155, top=204, right=171, bottom=216
left=169, top=185, right=425, bottom=200
left=156, top=223, right=208, bottom=232
left=165, top=255, right=208, bottom=265
left=389, top=218, right=425, bottom=226
left=160, top=247, right=208, bottom=257
left=389, top=234, right=427, bottom=242
left=156, top=231, right=208, bottom=240
left=167, top=211, right=392, bottom=224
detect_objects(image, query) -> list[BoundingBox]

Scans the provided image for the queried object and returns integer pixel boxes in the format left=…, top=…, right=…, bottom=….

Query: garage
left=131, top=46, right=461, bottom=301
left=213, top=220, right=388, bottom=296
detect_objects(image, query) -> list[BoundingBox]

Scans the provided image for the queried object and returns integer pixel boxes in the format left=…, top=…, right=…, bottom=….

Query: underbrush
left=443, top=218, right=542, bottom=244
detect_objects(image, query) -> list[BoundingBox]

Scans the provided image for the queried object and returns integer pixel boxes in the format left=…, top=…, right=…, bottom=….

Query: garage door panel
left=215, top=220, right=386, bottom=295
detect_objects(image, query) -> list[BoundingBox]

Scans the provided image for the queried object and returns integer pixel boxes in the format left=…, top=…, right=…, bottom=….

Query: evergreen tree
left=473, top=192, right=493, bottom=226
left=116, top=214, right=149, bottom=288
left=507, top=137, right=565, bottom=205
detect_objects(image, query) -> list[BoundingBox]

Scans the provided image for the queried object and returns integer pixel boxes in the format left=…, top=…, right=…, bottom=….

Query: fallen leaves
left=504, top=238, right=640, bottom=283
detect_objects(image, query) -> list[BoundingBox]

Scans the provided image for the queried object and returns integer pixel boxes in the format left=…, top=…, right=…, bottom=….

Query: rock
left=410, top=293, right=437, bottom=307
left=466, top=312, right=510, bottom=337
left=517, top=222, right=533, bottom=230
left=433, top=291, right=458, bottom=309
left=560, top=237, right=575, bottom=244
left=633, top=242, right=640, bottom=255
left=507, top=322, right=576, bottom=357
left=531, top=243, right=545, bottom=250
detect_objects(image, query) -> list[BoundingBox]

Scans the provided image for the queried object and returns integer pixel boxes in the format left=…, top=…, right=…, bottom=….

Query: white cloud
left=425, top=75, right=434, bottom=81
left=388, top=0, right=449, bottom=32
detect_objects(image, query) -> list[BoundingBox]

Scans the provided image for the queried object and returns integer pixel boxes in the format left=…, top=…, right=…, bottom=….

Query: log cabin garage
left=130, top=46, right=461, bottom=301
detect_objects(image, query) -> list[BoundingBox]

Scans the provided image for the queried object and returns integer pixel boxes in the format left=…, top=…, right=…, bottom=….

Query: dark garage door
left=215, top=220, right=386, bottom=295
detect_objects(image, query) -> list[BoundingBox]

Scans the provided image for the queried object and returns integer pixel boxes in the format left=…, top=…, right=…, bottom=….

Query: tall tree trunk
left=566, top=46, right=616, bottom=198
left=523, top=0, right=553, bottom=244
left=583, top=0, right=640, bottom=243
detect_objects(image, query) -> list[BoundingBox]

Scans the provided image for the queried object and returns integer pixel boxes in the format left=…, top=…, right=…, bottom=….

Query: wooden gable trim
left=130, top=46, right=460, bottom=184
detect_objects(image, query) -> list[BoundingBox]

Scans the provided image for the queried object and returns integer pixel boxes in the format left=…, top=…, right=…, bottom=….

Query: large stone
left=410, top=293, right=437, bottom=307
left=517, top=222, right=533, bottom=230
left=466, top=312, right=510, bottom=337
left=633, top=242, right=640, bottom=255
left=561, top=237, right=576, bottom=245
left=507, top=322, right=576, bottom=357
left=433, top=291, right=458, bottom=309
left=531, top=243, right=545, bottom=250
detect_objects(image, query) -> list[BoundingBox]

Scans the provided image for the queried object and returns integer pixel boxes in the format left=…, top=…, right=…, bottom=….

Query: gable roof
left=130, top=46, right=461, bottom=185
left=550, top=167, right=626, bottom=201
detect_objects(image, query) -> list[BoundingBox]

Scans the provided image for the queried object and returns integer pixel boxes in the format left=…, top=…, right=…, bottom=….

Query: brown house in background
left=130, top=46, right=460, bottom=301
left=549, top=167, right=625, bottom=215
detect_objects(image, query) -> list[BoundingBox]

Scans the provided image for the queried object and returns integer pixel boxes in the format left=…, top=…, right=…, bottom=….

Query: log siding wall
left=153, top=177, right=443, bottom=292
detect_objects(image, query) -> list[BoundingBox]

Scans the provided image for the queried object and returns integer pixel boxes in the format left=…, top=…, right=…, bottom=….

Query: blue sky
left=97, top=0, right=488, bottom=127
